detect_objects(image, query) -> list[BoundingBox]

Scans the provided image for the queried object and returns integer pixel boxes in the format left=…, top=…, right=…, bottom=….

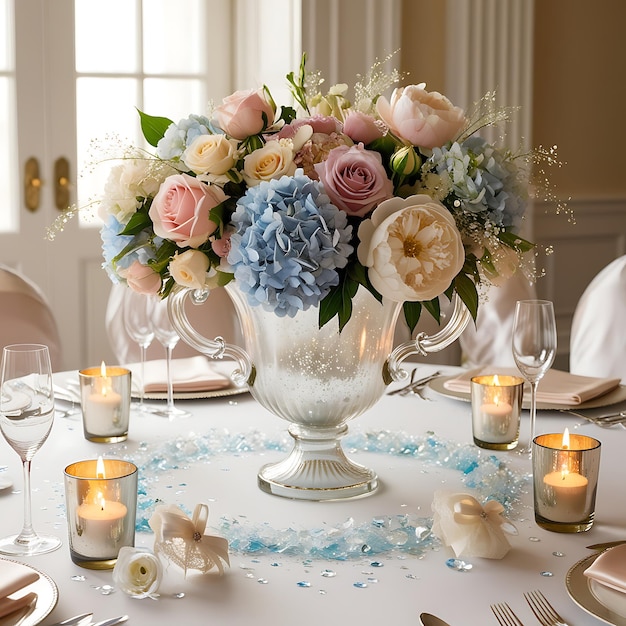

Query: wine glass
left=0, top=344, right=62, bottom=555
left=150, top=298, right=191, bottom=420
left=512, top=300, right=557, bottom=456
left=123, top=290, right=156, bottom=414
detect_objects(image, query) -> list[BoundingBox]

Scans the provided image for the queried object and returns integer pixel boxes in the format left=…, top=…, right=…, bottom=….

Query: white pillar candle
left=74, top=492, right=128, bottom=558
left=542, top=469, right=588, bottom=523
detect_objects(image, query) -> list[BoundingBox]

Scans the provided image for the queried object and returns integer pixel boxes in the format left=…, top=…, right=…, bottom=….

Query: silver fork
left=491, top=602, right=525, bottom=625
left=524, top=590, right=568, bottom=626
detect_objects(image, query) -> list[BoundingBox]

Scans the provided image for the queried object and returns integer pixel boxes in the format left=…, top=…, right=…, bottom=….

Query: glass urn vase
left=168, top=283, right=470, bottom=501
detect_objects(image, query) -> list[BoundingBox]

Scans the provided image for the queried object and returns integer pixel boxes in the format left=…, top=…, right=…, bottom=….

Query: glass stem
left=17, top=459, right=37, bottom=544
left=528, top=380, right=538, bottom=459
left=138, top=344, right=146, bottom=406
left=165, top=344, right=174, bottom=415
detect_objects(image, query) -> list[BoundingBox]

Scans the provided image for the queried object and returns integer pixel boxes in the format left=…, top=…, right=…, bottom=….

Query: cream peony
left=242, top=139, right=297, bottom=186
left=357, top=194, right=464, bottom=301
left=182, top=133, right=238, bottom=177
left=169, top=249, right=210, bottom=290
left=112, top=546, right=162, bottom=599
left=376, top=84, right=466, bottom=149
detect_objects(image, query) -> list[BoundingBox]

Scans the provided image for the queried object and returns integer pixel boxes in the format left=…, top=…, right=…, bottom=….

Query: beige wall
left=401, top=0, right=626, bottom=201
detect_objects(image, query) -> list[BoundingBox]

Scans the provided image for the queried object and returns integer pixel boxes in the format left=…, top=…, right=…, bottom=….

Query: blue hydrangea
left=430, top=136, right=527, bottom=229
left=156, top=114, right=213, bottom=160
left=100, top=215, right=158, bottom=282
left=227, top=171, right=354, bottom=317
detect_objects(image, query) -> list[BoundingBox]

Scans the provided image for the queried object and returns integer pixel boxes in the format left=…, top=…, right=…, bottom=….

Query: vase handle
left=383, top=294, right=472, bottom=384
left=167, top=285, right=254, bottom=387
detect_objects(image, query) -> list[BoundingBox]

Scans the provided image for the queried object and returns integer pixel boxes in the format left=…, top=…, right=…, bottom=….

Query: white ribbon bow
left=149, top=503, right=230, bottom=575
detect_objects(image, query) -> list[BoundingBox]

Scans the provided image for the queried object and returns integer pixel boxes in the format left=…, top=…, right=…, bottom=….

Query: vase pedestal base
left=257, top=424, right=378, bottom=501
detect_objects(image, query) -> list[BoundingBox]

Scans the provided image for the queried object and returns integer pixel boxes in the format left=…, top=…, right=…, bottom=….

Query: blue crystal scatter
left=446, top=558, right=473, bottom=572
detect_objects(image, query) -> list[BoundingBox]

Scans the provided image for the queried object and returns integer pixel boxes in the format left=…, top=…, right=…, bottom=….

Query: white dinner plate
left=139, top=384, right=248, bottom=401
left=566, top=553, right=626, bottom=625
left=0, top=559, right=58, bottom=626
left=428, top=376, right=626, bottom=411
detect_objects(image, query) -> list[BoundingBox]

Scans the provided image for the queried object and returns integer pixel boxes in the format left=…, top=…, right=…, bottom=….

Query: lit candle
left=542, top=429, right=589, bottom=523
left=73, top=457, right=128, bottom=558
left=84, top=362, right=123, bottom=436
left=471, top=374, right=523, bottom=447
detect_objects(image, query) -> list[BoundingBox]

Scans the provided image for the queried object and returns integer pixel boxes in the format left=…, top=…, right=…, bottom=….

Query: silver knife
left=48, top=613, right=93, bottom=626
left=586, top=540, right=626, bottom=551
left=90, top=615, right=129, bottom=626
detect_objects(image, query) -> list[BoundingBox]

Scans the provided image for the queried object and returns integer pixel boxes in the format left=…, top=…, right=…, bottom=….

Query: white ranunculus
left=242, top=139, right=297, bottom=186
left=357, top=194, right=465, bottom=302
left=112, top=546, right=162, bottom=599
left=98, top=158, right=175, bottom=225
left=169, top=249, right=210, bottom=290
left=182, top=133, right=238, bottom=176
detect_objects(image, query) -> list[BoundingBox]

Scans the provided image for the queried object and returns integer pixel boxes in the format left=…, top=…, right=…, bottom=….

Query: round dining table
left=1, top=364, right=625, bottom=626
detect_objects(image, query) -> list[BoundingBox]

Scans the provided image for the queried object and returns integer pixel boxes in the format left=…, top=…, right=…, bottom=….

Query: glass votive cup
left=532, top=433, right=601, bottom=533
left=64, top=458, right=138, bottom=569
left=78, top=365, right=131, bottom=443
left=470, top=374, right=524, bottom=450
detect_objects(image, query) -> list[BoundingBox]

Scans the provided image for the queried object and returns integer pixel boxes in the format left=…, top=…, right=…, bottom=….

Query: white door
left=1, top=0, right=260, bottom=370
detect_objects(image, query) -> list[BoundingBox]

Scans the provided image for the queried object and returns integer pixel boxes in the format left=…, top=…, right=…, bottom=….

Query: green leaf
left=137, top=109, right=174, bottom=147
left=402, top=301, right=422, bottom=334
left=498, top=230, right=535, bottom=253
left=423, top=297, right=442, bottom=323
left=278, top=105, right=297, bottom=125
left=453, top=273, right=479, bottom=322
left=319, top=273, right=359, bottom=331
left=119, top=211, right=152, bottom=236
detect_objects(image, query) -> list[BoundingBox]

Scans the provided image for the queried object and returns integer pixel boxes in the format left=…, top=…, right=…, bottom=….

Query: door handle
left=24, top=157, right=41, bottom=211
left=54, top=157, right=71, bottom=210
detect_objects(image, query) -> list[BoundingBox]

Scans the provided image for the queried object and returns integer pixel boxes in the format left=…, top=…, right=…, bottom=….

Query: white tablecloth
left=1, top=365, right=625, bottom=626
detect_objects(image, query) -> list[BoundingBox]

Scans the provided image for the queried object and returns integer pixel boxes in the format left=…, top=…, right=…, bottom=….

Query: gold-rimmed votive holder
left=78, top=364, right=131, bottom=443
left=64, top=458, right=137, bottom=569
left=532, top=432, right=601, bottom=533
left=470, top=374, right=524, bottom=450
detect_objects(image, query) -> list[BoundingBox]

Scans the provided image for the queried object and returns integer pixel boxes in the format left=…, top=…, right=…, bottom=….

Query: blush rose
left=213, top=88, right=275, bottom=140
left=120, top=260, right=161, bottom=295
left=314, top=143, right=393, bottom=217
left=149, top=173, right=226, bottom=248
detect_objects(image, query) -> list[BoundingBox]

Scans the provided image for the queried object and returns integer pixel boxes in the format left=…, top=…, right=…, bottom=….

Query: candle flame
left=96, top=456, right=106, bottom=479
left=493, top=374, right=500, bottom=386
left=96, top=491, right=106, bottom=512
left=100, top=361, right=107, bottom=377
left=562, top=428, right=570, bottom=450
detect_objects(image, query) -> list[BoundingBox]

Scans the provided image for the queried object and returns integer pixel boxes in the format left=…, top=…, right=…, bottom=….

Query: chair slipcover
left=570, top=255, right=626, bottom=383
left=0, top=266, right=63, bottom=371
left=459, top=271, right=537, bottom=369
left=106, top=284, right=243, bottom=365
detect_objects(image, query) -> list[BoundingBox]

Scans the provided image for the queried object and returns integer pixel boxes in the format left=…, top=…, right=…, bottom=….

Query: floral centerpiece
left=94, top=54, right=536, bottom=332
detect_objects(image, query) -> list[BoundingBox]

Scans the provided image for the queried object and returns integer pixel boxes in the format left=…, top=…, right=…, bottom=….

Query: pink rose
left=277, top=115, right=343, bottom=140
left=121, top=261, right=161, bottom=295
left=343, top=111, right=384, bottom=145
left=149, top=174, right=226, bottom=248
left=376, top=84, right=466, bottom=148
left=314, top=144, right=393, bottom=217
left=211, top=231, right=232, bottom=258
left=213, top=88, right=275, bottom=140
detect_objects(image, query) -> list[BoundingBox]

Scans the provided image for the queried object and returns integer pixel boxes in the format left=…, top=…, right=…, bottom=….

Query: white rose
left=242, top=139, right=296, bottom=186
left=169, top=249, right=210, bottom=290
left=357, top=194, right=465, bottom=302
left=112, top=546, right=162, bottom=599
left=182, top=134, right=238, bottom=176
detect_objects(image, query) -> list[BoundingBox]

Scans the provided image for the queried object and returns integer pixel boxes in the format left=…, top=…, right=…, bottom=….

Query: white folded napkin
left=0, top=559, right=39, bottom=618
left=443, top=367, right=620, bottom=406
left=129, top=356, right=231, bottom=394
left=584, top=544, right=626, bottom=593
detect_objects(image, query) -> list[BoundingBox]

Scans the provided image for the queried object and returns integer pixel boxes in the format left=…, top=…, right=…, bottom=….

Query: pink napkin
left=584, top=544, right=626, bottom=593
left=442, top=367, right=620, bottom=406
left=0, top=559, right=39, bottom=618
left=137, top=356, right=231, bottom=393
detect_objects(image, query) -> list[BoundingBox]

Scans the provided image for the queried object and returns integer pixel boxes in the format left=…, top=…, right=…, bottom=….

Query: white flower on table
left=112, top=546, right=163, bottom=599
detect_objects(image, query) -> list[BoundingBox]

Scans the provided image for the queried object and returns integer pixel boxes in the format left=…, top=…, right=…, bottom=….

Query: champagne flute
left=123, top=290, right=156, bottom=414
left=512, top=300, right=557, bottom=456
left=151, top=298, right=191, bottom=420
left=0, top=344, right=62, bottom=555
